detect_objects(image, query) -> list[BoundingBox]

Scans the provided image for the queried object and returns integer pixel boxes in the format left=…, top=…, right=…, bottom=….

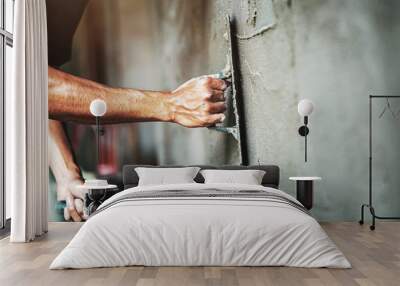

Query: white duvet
left=50, top=183, right=350, bottom=269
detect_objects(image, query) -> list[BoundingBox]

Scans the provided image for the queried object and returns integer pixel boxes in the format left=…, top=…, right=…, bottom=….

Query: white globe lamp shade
left=298, top=99, right=314, bottom=117
left=90, top=99, right=107, bottom=117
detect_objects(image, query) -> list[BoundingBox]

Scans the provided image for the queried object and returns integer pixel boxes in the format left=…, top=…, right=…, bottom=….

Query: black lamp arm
left=298, top=116, right=309, bottom=162
left=96, top=116, right=100, bottom=168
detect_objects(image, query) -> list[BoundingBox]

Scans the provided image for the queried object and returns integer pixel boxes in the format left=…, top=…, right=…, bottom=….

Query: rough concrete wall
left=219, top=0, right=400, bottom=221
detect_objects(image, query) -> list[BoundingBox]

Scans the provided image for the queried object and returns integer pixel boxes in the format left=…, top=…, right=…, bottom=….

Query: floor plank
left=0, top=222, right=399, bottom=286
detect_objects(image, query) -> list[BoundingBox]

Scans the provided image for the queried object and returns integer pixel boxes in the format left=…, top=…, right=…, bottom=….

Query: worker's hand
left=168, top=76, right=228, bottom=128
left=57, top=178, right=86, bottom=222
left=49, top=120, right=87, bottom=222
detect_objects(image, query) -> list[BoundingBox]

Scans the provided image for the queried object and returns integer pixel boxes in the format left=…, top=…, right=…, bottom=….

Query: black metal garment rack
left=360, top=95, right=400, bottom=230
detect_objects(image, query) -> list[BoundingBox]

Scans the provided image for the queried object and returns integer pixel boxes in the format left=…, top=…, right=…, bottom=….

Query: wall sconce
left=90, top=99, right=107, bottom=169
left=298, top=99, right=314, bottom=162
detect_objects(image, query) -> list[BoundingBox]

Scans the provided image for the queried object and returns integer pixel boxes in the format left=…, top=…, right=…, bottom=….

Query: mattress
left=50, top=183, right=350, bottom=269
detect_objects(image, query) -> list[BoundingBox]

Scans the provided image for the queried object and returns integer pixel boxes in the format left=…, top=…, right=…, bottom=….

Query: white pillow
left=200, top=169, right=266, bottom=185
left=135, top=167, right=200, bottom=186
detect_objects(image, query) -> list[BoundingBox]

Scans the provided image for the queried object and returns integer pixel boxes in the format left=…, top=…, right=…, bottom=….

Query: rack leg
left=369, top=206, right=376, bottom=231
left=360, top=200, right=400, bottom=230
left=360, top=204, right=377, bottom=230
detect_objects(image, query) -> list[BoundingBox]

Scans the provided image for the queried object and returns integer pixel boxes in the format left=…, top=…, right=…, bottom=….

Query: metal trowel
left=209, top=15, right=248, bottom=165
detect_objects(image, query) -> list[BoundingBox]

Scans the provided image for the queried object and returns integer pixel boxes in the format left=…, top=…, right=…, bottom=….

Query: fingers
left=70, top=209, right=82, bottom=222
left=174, top=112, right=226, bottom=128
left=66, top=194, right=82, bottom=222
left=74, top=198, right=84, bottom=214
left=203, top=113, right=226, bottom=125
left=207, top=102, right=226, bottom=114
left=209, top=90, right=225, bottom=102
left=206, top=77, right=227, bottom=91
left=171, top=75, right=229, bottom=128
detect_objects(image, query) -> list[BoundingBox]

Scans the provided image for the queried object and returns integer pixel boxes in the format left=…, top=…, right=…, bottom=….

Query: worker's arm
left=48, top=67, right=227, bottom=128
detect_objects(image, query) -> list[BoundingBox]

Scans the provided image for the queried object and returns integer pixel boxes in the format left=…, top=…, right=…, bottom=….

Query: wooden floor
left=0, top=222, right=399, bottom=286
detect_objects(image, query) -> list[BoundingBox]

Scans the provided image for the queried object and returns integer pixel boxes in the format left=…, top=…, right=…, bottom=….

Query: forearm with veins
left=48, top=66, right=227, bottom=128
left=48, top=66, right=171, bottom=124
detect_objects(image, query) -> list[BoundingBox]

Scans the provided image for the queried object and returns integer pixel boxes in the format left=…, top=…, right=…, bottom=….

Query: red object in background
left=98, top=126, right=118, bottom=175
left=69, top=124, right=119, bottom=176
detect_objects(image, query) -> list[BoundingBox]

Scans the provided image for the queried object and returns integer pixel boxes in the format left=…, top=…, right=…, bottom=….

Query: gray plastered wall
left=66, top=0, right=400, bottom=221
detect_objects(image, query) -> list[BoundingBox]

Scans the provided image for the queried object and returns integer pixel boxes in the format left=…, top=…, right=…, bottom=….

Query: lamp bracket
left=298, top=126, right=309, bottom=136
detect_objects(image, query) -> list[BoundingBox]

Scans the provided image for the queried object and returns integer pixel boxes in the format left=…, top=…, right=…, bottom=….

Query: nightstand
left=289, top=177, right=321, bottom=210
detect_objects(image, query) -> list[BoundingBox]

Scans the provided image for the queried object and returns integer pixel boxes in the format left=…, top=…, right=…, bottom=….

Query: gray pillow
left=200, top=169, right=266, bottom=185
left=135, top=167, right=200, bottom=186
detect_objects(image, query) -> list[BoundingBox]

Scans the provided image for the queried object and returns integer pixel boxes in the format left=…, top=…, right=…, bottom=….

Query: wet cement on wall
left=66, top=0, right=400, bottom=221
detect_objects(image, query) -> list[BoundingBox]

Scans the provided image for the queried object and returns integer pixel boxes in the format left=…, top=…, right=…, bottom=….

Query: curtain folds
left=7, top=0, right=49, bottom=242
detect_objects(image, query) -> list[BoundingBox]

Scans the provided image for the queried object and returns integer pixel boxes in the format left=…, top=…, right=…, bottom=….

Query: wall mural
left=46, top=0, right=242, bottom=221
left=46, top=0, right=400, bottom=222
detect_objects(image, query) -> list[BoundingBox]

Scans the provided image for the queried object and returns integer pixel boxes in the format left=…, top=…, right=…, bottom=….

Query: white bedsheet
left=50, top=183, right=350, bottom=269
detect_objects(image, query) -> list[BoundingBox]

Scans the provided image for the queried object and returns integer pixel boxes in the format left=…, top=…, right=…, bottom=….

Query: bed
left=50, top=165, right=350, bottom=269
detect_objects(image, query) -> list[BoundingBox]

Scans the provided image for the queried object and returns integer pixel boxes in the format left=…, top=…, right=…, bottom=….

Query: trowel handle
left=214, top=72, right=226, bottom=79
left=209, top=72, right=231, bottom=80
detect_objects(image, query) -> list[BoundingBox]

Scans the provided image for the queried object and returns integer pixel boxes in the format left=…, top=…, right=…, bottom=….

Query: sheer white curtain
left=6, top=0, right=48, bottom=242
